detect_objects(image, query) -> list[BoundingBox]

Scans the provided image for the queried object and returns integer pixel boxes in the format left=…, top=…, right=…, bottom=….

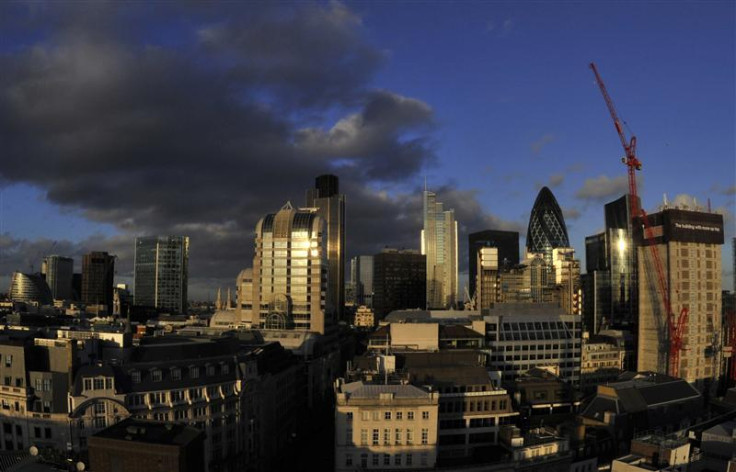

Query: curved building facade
left=526, top=187, right=570, bottom=263
left=9, top=272, right=53, bottom=305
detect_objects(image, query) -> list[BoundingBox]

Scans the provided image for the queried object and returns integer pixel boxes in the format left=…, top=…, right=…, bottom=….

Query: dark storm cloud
left=0, top=2, right=518, bottom=297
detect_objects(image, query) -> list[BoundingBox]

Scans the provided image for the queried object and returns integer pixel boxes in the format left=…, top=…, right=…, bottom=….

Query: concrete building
left=422, top=190, right=458, bottom=310
left=469, top=230, right=520, bottom=300
left=88, top=418, right=205, bottom=472
left=552, top=248, right=582, bottom=316
left=82, top=252, right=115, bottom=312
left=611, top=435, right=690, bottom=472
left=483, top=303, right=583, bottom=384
left=134, top=236, right=190, bottom=314
left=373, top=249, right=426, bottom=320
left=499, top=426, right=572, bottom=472
left=580, top=332, right=626, bottom=393
left=41, top=256, right=74, bottom=301
left=335, top=380, right=439, bottom=471
left=354, top=305, right=375, bottom=329
left=635, top=207, right=724, bottom=387
left=306, top=174, right=346, bottom=322
left=248, top=202, right=334, bottom=335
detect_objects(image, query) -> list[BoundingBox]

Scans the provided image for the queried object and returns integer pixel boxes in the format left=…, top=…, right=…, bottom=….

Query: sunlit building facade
left=9, top=272, right=53, bottom=305
left=134, top=236, right=190, bottom=314
left=249, top=202, right=333, bottom=335
left=422, top=190, right=458, bottom=309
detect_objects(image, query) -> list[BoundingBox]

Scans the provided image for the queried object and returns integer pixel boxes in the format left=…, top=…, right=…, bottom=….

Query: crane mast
left=589, top=63, right=688, bottom=378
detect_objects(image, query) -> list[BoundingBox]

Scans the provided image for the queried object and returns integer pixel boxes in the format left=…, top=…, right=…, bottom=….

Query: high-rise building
left=468, top=230, right=519, bottom=300
left=134, top=236, right=190, bottom=314
left=373, top=248, right=426, bottom=319
left=41, top=255, right=74, bottom=300
left=583, top=194, right=640, bottom=332
left=82, top=252, right=115, bottom=310
left=248, top=202, right=333, bottom=334
left=306, top=174, right=346, bottom=322
left=349, top=255, right=374, bottom=307
left=526, top=187, right=569, bottom=266
left=635, top=207, right=724, bottom=387
left=9, top=272, right=53, bottom=305
left=421, top=190, right=458, bottom=309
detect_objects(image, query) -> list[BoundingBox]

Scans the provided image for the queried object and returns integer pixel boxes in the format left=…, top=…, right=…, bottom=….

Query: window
left=346, top=428, right=353, bottom=445
left=42, top=379, right=51, bottom=392
left=44, top=428, right=51, bottom=439
left=385, top=411, right=391, bottom=420
left=384, top=454, right=391, bottom=466
left=360, top=454, right=368, bottom=468
left=407, top=429, right=413, bottom=444
left=407, top=411, right=414, bottom=420
left=105, top=378, right=113, bottom=389
left=422, top=428, right=429, bottom=445
left=84, top=378, right=92, bottom=390
left=422, top=411, right=429, bottom=420
left=372, top=429, right=379, bottom=445
left=361, top=411, right=370, bottom=421
left=406, top=453, right=413, bottom=466
left=395, top=428, right=402, bottom=445
left=34, top=427, right=41, bottom=438
left=190, top=367, right=200, bottom=379
left=383, top=428, right=390, bottom=445
left=372, top=411, right=379, bottom=421
left=131, top=371, right=141, bottom=383
left=94, top=403, right=106, bottom=414
left=5, top=355, right=12, bottom=367
left=345, top=454, right=353, bottom=467
left=94, top=378, right=105, bottom=390
left=93, top=417, right=106, bottom=429
left=207, top=365, right=216, bottom=376
left=151, top=370, right=162, bottom=382
left=372, top=454, right=379, bottom=466
left=420, top=453, right=428, bottom=466
left=346, top=412, right=353, bottom=422
left=360, top=429, right=368, bottom=446
left=394, top=454, right=402, bottom=466
left=171, top=368, right=181, bottom=381
left=396, top=411, right=403, bottom=420
left=42, top=401, right=51, bottom=413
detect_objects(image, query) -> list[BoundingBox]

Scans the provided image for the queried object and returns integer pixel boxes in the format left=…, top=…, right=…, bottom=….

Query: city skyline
left=0, top=2, right=733, bottom=299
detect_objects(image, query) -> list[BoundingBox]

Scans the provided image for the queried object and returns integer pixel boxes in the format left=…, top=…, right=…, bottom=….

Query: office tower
left=526, top=187, right=569, bottom=266
left=236, top=268, right=253, bottom=315
left=422, top=190, right=458, bottom=309
left=552, top=247, right=582, bottom=315
left=373, top=248, right=426, bottom=319
left=8, top=272, right=53, bottom=305
left=82, top=252, right=115, bottom=310
left=134, top=236, right=189, bottom=314
left=468, top=230, right=519, bottom=299
left=249, top=202, right=333, bottom=334
left=635, top=207, right=724, bottom=387
left=476, top=246, right=499, bottom=310
left=305, top=174, right=346, bottom=321
left=41, top=255, right=73, bottom=300
left=349, top=255, right=374, bottom=307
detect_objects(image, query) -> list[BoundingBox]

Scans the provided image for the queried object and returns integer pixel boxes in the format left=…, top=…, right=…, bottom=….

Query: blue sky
left=0, top=1, right=733, bottom=297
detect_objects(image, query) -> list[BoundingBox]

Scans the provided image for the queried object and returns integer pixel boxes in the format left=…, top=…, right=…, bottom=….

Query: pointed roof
left=526, top=186, right=569, bottom=253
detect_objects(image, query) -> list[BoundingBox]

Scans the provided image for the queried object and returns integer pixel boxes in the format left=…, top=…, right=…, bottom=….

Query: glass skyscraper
left=422, top=190, right=458, bottom=309
left=41, top=255, right=74, bottom=300
left=526, top=186, right=570, bottom=265
left=134, top=236, right=189, bottom=314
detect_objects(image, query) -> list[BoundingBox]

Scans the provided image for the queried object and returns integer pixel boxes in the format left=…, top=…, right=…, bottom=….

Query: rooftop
left=92, top=418, right=203, bottom=446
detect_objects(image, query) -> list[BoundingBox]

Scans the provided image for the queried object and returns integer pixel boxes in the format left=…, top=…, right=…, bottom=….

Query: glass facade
left=134, top=236, right=189, bottom=313
left=422, top=191, right=458, bottom=309
left=526, top=187, right=569, bottom=265
left=41, top=255, right=74, bottom=300
left=9, top=272, right=53, bottom=305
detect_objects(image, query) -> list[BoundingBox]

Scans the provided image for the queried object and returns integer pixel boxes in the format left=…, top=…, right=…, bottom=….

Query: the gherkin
left=526, top=187, right=570, bottom=263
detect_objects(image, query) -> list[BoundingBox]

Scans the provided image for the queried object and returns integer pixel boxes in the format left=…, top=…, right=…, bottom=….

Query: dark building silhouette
left=468, top=230, right=519, bottom=298
left=372, top=248, right=426, bottom=319
left=82, top=252, right=115, bottom=310
left=526, top=187, right=569, bottom=265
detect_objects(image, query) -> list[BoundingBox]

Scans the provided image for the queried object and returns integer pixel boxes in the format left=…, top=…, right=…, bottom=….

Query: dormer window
left=131, top=371, right=141, bottom=384
left=221, top=363, right=230, bottom=375
left=189, top=366, right=200, bottom=379
left=171, top=368, right=181, bottom=381
left=206, top=364, right=216, bottom=377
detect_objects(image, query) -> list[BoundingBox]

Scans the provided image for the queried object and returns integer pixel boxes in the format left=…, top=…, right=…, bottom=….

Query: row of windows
left=130, top=363, right=230, bottom=384
left=348, top=410, right=429, bottom=422
left=500, top=343, right=580, bottom=351
left=347, top=452, right=429, bottom=468
left=128, top=386, right=235, bottom=406
left=438, top=399, right=507, bottom=413
left=83, top=377, right=114, bottom=391
left=352, top=427, right=430, bottom=446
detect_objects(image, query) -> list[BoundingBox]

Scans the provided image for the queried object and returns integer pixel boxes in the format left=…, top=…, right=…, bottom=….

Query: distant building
left=8, top=272, right=53, bottom=305
left=580, top=332, right=626, bottom=393
left=334, top=380, right=440, bottom=471
left=373, top=249, right=426, bottom=320
left=306, top=175, right=346, bottom=321
left=41, top=255, right=73, bottom=301
left=82, top=252, right=115, bottom=312
left=134, top=236, right=190, bottom=314
left=354, top=305, right=375, bottom=329
left=499, top=425, right=572, bottom=472
left=350, top=255, right=374, bottom=307
left=611, top=434, right=690, bottom=472
left=248, top=202, right=334, bottom=334
left=89, top=418, right=205, bottom=472
left=526, top=187, right=569, bottom=267
left=422, top=190, right=458, bottom=309
left=468, top=230, right=520, bottom=299
left=635, top=207, right=724, bottom=387
left=235, top=268, right=253, bottom=317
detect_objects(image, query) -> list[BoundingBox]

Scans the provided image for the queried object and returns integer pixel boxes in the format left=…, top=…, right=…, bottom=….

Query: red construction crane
left=590, top=63, right=688, bottom=378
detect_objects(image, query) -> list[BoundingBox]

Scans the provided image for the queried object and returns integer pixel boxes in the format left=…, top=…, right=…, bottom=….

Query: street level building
left=134, top=236, right=190, bottom=314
